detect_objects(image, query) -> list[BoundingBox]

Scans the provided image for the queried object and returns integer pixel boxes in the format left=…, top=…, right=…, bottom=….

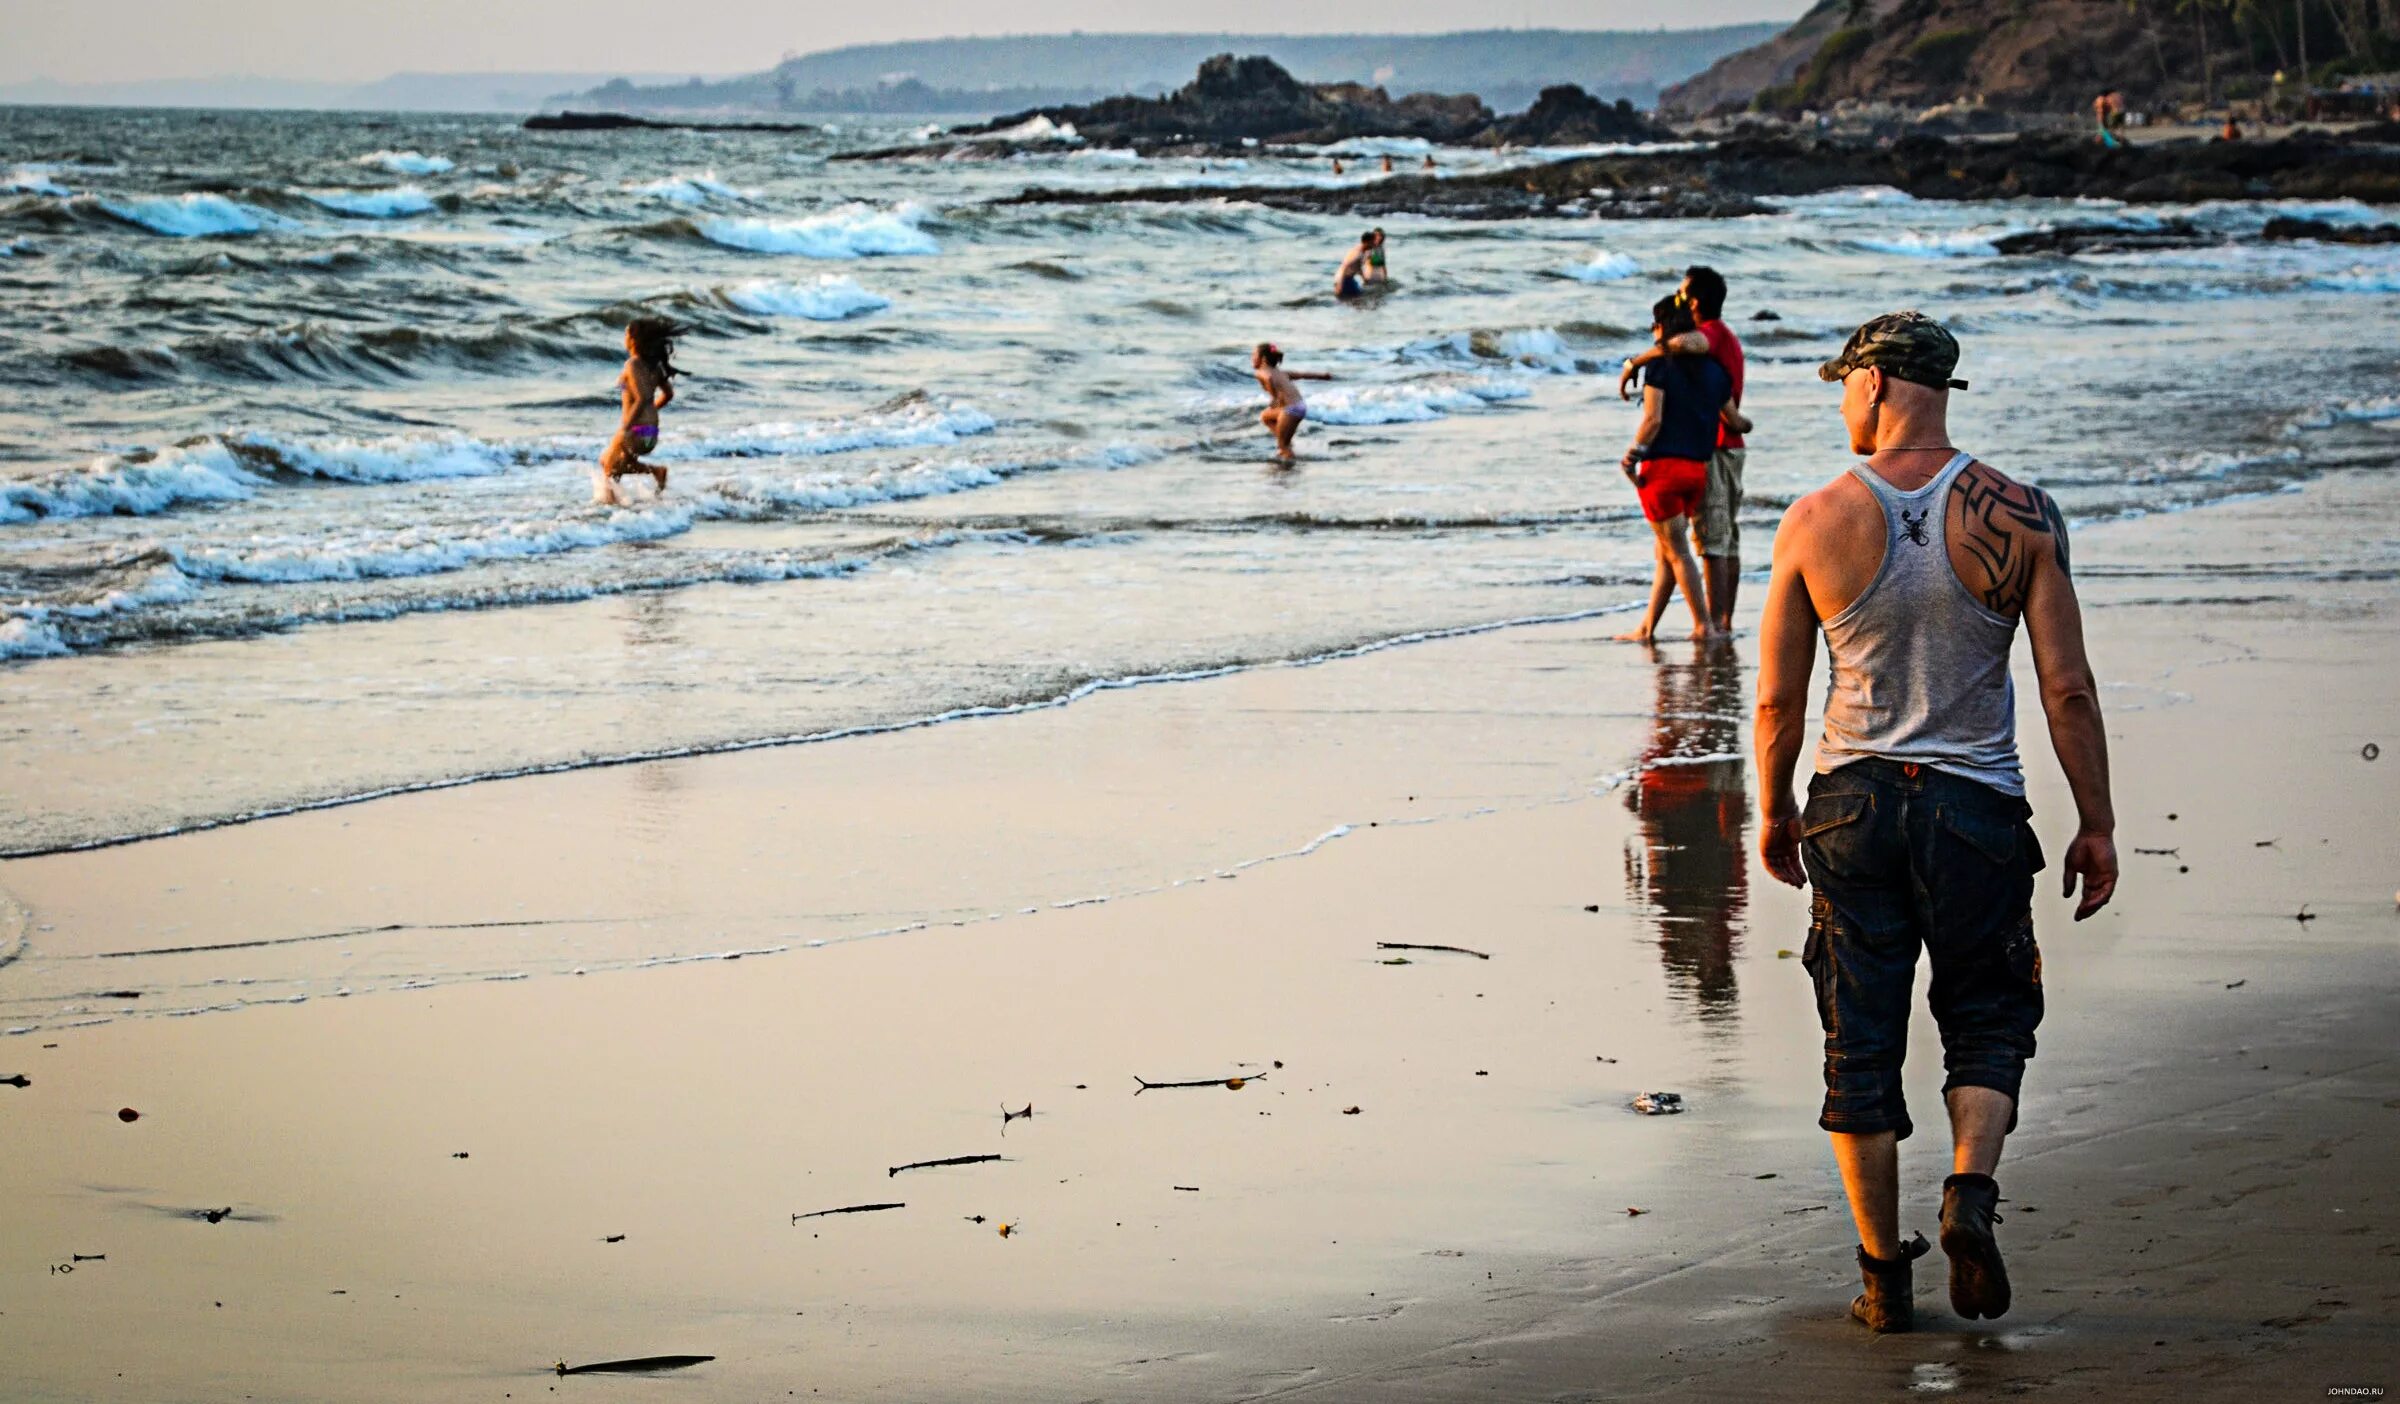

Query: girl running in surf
left=1252, top=342, right=1333, bottom=463
left=598, top=318, right=684, bottom=504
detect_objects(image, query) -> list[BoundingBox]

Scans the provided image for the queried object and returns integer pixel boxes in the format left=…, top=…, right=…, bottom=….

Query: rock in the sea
left=2261, top=216, right=2400, bottom=245
left=1991, top=220, right=2216, bottom=256
left=1484, top=85, right=1672, bottom=147
left=942, top=53, right=1494, bottom=151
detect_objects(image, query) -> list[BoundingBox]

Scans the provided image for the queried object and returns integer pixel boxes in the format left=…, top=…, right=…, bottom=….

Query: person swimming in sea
left=1365, top=226, right=1390, bottom=288
left=1335, top=230, right=1382, bottom=300
left=598, top=318, right=683, bottom=504
left=1252, top=342, right=1334, bottom=462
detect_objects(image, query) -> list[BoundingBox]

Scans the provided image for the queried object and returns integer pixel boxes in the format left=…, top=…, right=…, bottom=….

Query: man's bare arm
left=2019, top=495, right=2118, bottom=920
left=1753, top=503, right=1822, bottom=888
left=1616, top=332, right=1710, bottom=399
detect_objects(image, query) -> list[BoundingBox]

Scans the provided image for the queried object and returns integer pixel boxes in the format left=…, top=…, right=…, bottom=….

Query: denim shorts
left=1799, top=759, right=2046, bottom=1141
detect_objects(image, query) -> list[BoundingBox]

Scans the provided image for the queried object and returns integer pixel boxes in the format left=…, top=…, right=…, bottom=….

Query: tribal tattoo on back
left=1950, top=464, right=2070, bottom=615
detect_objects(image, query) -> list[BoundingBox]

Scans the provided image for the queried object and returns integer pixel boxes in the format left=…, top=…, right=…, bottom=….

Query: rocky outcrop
left=1482, top=85, right=1674, bottom=146
left=525, top=111, right=816, bottom=133
left=954, top=54, right=1494, bottom=147
left=2263, top=215, right=2400, bottom=242
left=995, top=129, right=2400, bottom=219
left=1660, top=0, right=1905, bottom=118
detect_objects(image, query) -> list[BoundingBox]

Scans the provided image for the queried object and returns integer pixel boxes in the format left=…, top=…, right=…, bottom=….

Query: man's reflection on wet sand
left=1622, top=646, right=1751, bottom=1024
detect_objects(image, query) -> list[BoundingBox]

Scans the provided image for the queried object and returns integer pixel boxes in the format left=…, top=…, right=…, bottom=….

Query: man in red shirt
left=1620, top=266, right=1746, bottom=631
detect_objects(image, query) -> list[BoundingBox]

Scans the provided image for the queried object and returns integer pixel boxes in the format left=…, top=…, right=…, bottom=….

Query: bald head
left=1840, top=365, right=1951, bottom=457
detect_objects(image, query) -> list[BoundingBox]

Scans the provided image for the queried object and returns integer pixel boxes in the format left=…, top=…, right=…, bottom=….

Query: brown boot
left=1849, top=1232, right=1930, bottom=1333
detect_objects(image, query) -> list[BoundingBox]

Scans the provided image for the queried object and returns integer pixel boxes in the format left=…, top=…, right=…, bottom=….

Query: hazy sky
left=6, top=0, right=1806, bottom=85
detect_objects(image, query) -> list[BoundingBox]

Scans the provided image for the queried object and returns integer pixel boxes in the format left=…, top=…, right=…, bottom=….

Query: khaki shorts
left=1693, top=447, right=1746, bottom=558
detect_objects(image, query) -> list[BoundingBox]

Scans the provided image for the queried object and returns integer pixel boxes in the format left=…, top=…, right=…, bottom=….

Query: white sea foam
left=721, top=275, right=890, bottom=320
left=357, top=150, right=453, bottom=175
left=1305, top=378, right=1531, bottom=425
left=1562, top=250, right=1640, bottom=282
left=1781, top=184, right=1918, bottom=208
left=172, top=503, right=698, bottom=584
left=634, top=171, right=749, bottom=205
left=977, top=115, right=1081, bottom=144
left=2311, top=267, right=2400, bottom=294
left=709, top=440, right=1155, bottom=512
left=302, top=186, right=435, bottom=218
left=0, top=617, right=69, bottom=660
left=0, top=443, right=261, bottom=523
left=1494, top=328, right=1576, bottom=369
left=665, top=401, right=997, bottom=460
left=1849, top=229, right=2005, bottom=258
left=697, top=203, right=938, bottom=258
left=231, top=429, right=540, bottom=484
left=4, top=167, right=69, bottom=196
left=98, top=193, right=280, bottom=238
left=1064, top=147, right=1143, bottom=164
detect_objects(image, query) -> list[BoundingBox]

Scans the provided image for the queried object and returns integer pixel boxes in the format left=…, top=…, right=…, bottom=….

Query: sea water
left=1, top=107, right=2395, bottom=861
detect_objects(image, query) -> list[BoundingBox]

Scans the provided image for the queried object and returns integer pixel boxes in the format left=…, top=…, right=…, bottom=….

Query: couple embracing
left=1614, top=266, right=1748, bottom=641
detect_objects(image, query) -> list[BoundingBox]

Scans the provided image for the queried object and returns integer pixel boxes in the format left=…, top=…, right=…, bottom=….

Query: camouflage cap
left=1816, top=311, right=1969, bottom=391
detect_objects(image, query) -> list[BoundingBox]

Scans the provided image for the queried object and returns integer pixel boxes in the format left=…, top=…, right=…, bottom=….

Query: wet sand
left=0, top=470, right=2395, bottom=1401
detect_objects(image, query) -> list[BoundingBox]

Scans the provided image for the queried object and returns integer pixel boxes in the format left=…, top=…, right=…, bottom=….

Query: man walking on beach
left=1752, top=312, right=2118, bottom=1333
left=1620, top=267, right=1745, bottom=630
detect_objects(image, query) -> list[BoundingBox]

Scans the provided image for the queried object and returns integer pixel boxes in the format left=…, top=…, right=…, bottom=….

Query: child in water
left=598, top=318, right=684, bottom=504
left=1252, top=342, right=1333, bottom=462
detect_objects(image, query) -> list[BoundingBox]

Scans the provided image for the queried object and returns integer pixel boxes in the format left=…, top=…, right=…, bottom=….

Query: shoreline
left=2, top=461, right=2395, bottom=1399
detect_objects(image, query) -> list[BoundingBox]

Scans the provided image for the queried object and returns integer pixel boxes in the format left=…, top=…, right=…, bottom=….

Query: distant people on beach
left=1620, top=266, right=1748, bottom=631
left=2218, top=116, right=2243, bottom=141
left=1335, top=230, right=1383, bottom=300
left=599, top=318, right=683, bottom=504
left=1753, top=310, right=2117, bottom=1335
left=1421, top=154, right=1436, bottom=171
left=2094, top=90, right=2127, bottom=146
left=1252, top=341, right=1333, bottom=463
left=1615, top=294, right=1734, bottom=642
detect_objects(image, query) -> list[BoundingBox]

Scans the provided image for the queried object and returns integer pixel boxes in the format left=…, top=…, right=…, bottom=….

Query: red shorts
left=1635, top=456, right=1708, bottom=523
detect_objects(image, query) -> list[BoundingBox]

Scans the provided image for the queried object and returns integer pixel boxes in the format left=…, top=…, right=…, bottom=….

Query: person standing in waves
left=1752, top=311, right=2118, bottom=1333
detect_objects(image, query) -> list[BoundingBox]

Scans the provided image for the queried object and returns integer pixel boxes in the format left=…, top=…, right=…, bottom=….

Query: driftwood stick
left=1133, top=1073, right=1264, bottom=1093
left=1375, top=941, right=1491, bottom=960
left=792, top=1202, right=905, bottom=1222
left=556, top=1355, right=714, bottom=1376
left=888, top=1154, right=1002, bottom=1178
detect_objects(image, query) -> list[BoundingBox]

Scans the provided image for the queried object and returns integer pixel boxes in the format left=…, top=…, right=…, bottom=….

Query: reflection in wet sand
left=1622, top=646, right=1750, bottom=1025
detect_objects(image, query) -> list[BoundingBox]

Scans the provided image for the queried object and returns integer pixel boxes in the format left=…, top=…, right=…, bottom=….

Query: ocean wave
left=3, top=167, right=69, bottom=197
left=357, top=150, right=453, bottom=175
left=707, top=439, right=1155, bottom=513
left=662, top=399, right=998, bottom=460
left=1774, top=184, right=1917, bottom=208
left=301, top=186, right=435, bottom=218
left=0, top=443, right=261, bottom=523
left=720, top=275, right=890, bottom=320
left=59, top=318, right=612, bottom=386
left=1560, top=250, right=1640, bottom=282
left=633, top=171, right=751, bottom=206
left=172, top=501, right=698, bottom=585
left=977, top=115, right=1081, bottom=144
left=2311, top=268, right=2400, bottom=294
left=697, top=203, right=938, bottom=258
left=96, top=193, right=285, bottom=238
left=1848, top=229, right=2006, bottom=258
left=1306, top=377, right=1531, bottom=425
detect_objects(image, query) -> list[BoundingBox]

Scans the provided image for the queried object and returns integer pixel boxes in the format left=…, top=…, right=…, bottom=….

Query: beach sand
left=0, top=469, right=2394, bottom=1401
